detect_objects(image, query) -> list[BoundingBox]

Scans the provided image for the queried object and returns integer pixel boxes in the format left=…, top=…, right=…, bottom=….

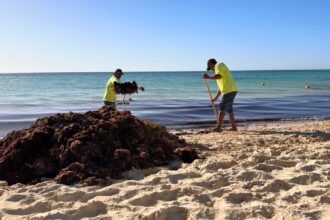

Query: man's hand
left=211, top=97, right=218, bottom=103
left=203, top=73, right=210, bottom=79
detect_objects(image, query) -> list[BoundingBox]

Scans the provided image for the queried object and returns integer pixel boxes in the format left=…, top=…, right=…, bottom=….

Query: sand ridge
left=0, top=121, right=329, bottom=219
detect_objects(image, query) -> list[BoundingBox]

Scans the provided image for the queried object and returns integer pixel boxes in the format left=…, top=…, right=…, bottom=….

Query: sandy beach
left=1, top=0, right=329, bottom=219
left=0, top=120, right=329, bottom=220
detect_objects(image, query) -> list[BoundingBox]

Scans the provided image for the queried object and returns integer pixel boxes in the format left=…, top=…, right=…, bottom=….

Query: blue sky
left=0, top=0, right=329, bottom=72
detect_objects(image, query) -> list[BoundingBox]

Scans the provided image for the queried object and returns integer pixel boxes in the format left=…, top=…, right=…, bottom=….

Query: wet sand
left=0, top=120, right=329, bottom=219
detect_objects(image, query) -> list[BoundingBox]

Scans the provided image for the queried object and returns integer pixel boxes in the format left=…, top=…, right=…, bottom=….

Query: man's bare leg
left=214, top=112, right=225, bottom=132
left=228, top=113, right=237, bottom=131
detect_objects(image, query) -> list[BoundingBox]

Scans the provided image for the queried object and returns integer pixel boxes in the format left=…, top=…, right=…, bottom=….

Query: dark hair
left=114, top=69, right=123, bottom=74
left=207, top=59, right=217, bottom=71
left=208, top=59, right=217, bottom=65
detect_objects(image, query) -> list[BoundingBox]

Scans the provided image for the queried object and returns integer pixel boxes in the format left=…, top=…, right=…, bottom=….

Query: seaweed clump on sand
left=0, top=107, right=198, bottom=185
left=114, top=81, right=144, bottom=94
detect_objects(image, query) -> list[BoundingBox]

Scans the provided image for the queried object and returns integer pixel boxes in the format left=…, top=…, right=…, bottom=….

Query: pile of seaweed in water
left=0, top=107, right=198, bottom=186
left=114, top=81, right=144, bottom=94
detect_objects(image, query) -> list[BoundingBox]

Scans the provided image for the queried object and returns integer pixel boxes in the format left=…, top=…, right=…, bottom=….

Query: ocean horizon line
left=1, top=68, right=330, bottom=74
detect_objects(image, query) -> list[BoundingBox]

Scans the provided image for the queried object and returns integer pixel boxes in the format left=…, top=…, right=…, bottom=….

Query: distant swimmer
left=261, top=82, right=265, bottom=86
left=305, top=85, right=310, bottom=89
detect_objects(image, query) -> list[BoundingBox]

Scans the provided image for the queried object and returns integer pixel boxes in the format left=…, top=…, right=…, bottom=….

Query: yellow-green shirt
left=103, top=76, right=121, bottom=102
left=215, top=62, right=238, bottom=94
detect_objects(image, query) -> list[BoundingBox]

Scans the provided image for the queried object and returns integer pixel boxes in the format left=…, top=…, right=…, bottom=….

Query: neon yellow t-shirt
left=103, top=76, right=121, bottom=102
left=215, top=62, right=238, bottom=94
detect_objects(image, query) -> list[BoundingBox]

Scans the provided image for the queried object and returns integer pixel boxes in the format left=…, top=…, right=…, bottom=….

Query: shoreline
left=169, top=117, right=330, bottom=134
left=0, top=120, right=329, bottom=219
left=2, top=115, right=330, bottom=139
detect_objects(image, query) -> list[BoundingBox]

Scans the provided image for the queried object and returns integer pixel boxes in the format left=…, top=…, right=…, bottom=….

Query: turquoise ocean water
left=0, top=70, right=329, bottom=136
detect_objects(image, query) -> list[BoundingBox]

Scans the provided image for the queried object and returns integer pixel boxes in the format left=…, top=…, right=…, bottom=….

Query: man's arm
left=212, top=90, right=221, bottom=102
left=203, top=73, right=221, bottom=80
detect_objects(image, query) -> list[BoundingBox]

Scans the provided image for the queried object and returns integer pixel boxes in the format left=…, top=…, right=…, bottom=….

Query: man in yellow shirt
left=103, top=69, right=124, bottom=108
left=203, top=59, right=238, bottom=132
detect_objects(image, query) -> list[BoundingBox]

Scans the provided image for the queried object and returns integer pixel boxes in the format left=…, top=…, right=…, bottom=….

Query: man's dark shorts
left=104, top=101, right=116, bottom=108
left=219, top=91, right=237, bottom=114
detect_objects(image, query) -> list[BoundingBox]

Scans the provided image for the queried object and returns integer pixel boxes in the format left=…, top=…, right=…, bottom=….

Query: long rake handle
left=204, top=79, right=218, bottom=122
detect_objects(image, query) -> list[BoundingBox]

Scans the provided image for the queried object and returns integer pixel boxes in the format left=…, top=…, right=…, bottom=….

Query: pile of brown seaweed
left=0, top=107, right=198, bottom=185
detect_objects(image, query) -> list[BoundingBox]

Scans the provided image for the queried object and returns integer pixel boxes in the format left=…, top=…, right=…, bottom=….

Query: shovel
left=204, top=79, right=218, bottom=122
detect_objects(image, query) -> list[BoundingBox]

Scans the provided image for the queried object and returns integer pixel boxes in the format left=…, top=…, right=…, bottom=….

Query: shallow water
left=0, top=70, right=329, bottom=136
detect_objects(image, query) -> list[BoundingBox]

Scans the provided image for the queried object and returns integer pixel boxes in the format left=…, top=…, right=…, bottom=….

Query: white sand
left=0, top=121, right=329, bottom=220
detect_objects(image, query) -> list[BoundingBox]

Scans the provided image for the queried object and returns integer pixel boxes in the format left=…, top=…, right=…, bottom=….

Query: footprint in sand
left=192, top=194, right=213, bottom=207
left=70, top=201, right=107, bottom=219
left=218, top=204, right=275, bottom=219
left=5, top=193, right=36, bottom=205
left=270, top=148, right=283, bottom=156
left=252, top=155, right=274, bottom=163
left=289, top=173, right=321, bottom=185
left=15, top=186, right=28, bottom=194
left=305, top=189, right=327, bottom=197
left=190, top=175, right=230, bottom=190
left=225, top=192, right=254, bottom=204
left=178, top=187, right=204, bottom=197
left=210, top=188, right=229, bottom=198
left=141, top=206, right=188, bottom=220
left=262, top=194, right=277, bottom=203
left=6, top=194, right=28, bottom=202
left=302, top=210, right=323, bottom=220
left=282, top=192, right=302, bottom=204
left=237, top=154, right=249, bottom=160
left=319, top=195, right=330, bottom=204
left=301, top=165, right=317, bottom=172
left=253, top=163, right=283, bottom=172
left=3, top=201, right=52, bottom=215
left=241, top=154, right=276, bottom=168
left=235, top=170, right=273, bottom=182
left=259, top=179, right=292, bottom=193
left=53, top=190, right=87, bottom=202
left=167, top=171, right=201, bottom=184
left=118, top=189, right=139, bottom=200
left=203, top=160, right=237, bottom=171
left=130, top=189, right=179, bottom=207
left=144, top=176, right=163, bottom=185
left=267, top=159, right=297, bottom=167
left=243, top=180, right=266, bottom=189
left=37, top=183, right=62, bottom=194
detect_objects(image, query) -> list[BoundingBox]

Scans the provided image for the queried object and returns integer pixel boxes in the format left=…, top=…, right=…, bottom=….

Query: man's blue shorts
left=219, top=91, right=237, bottom=114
